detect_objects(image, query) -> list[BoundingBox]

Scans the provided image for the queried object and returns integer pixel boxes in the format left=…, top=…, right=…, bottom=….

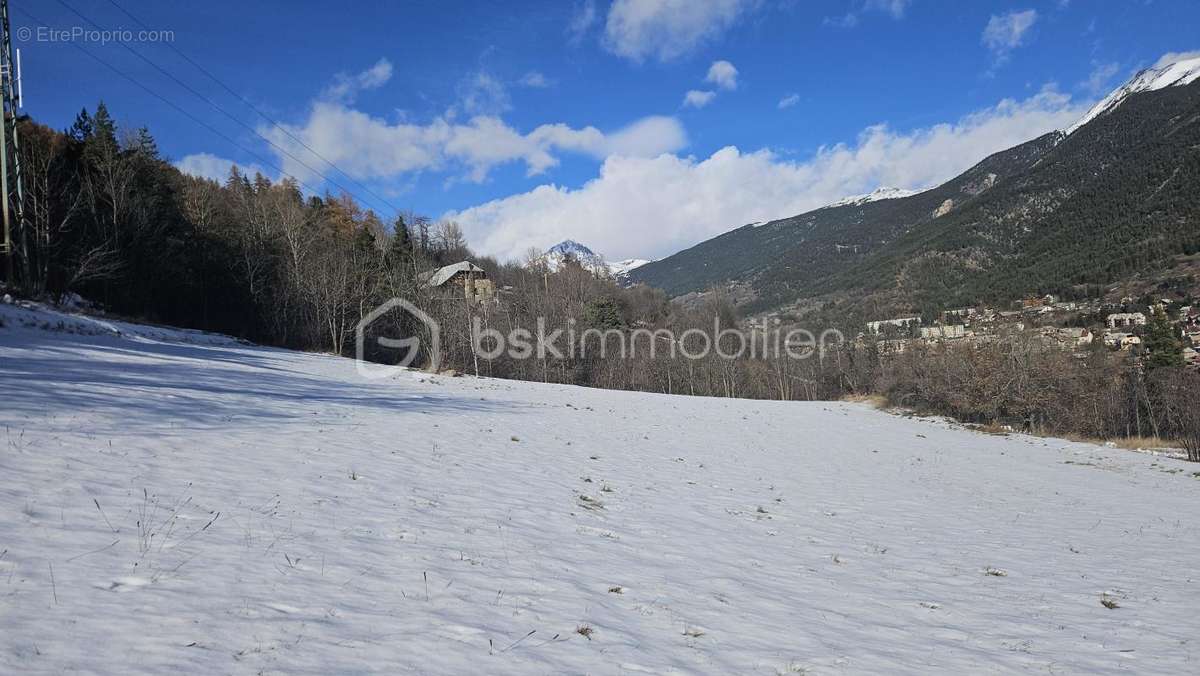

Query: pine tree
left=584, top=297, right=624, bottom=329
left=354, top=224, right=377, bottom=252
left=390, top=215, right=412, bottom=255
left=252, top=172, right=272, bottom=194
left=131, top=126, right=159, bottom=159
left=225, top=165, right=243, bottom=192
left=86, top=102, right=119, bottom=160
left=1143, top=305, right=1184, bottom=370
left=68, top=108, right=93, bottom=142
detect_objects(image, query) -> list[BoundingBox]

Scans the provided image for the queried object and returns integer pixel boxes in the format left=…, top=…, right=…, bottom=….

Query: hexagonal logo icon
left=355, top=297, right=440, bottom=380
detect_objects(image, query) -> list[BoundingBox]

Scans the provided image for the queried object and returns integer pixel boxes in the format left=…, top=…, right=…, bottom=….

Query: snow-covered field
left=2, top=303, right=1198, bottom=674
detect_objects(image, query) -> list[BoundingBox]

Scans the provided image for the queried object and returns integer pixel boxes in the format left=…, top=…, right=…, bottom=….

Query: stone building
left=419, top=261, right=495, bottom=302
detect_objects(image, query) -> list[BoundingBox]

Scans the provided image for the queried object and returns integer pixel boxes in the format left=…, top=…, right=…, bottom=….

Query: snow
left=546, top=239, right=598, bottom=259
left=607, top=258, right=652, bottom=277
left=422, top=261, right=486, bottom=288
left=0, top=300, right=247, bottom=347
left=534, top=240, right=650, bottom=279
left=822, top=186, right=919, bottom=209
left=534, top=240, right=610, bottom=274
left=1065, top=54, right=1200, bottom=135
left=3, top=304, right=1200, bottom=673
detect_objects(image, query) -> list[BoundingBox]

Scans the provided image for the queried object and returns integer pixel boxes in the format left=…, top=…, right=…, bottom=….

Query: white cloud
left=603, top=0, right=758, bottom=62
left=1081, top=62, right=1119, bottom=95
left=567, top=0, right=598, bottom=45
left=824, top=0, right=910, bottom=28
left=869, top=0, right=910, bottom=18
left=601, top=116, right=689, bottom=156
left=777, top=93, right=800, bottom=109
left=1153, top=50, right=1200, bottom=69
left=682, top=89, right=717, bottom=108
left=824, top=13, right=858, bottom=29
left=455, top=72, right=512, bottom=116
left=322, top=58, right=393, bottom=103
left=982, top=9, right=1037, bottom=61
left=449, top=86, right=1091, bottom=262
left=518, top=71, right=553, bottom=88
left=705, top=60, right=739, bottom=90
left=175, top=153, right=267, bottom=183
left=260, top=103, right=687, bottom=184
left=681, top=61, right=736, bottom=110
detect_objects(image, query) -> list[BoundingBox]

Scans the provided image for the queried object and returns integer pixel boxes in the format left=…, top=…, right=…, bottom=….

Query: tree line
left=10, top=102, right=472, bottom=351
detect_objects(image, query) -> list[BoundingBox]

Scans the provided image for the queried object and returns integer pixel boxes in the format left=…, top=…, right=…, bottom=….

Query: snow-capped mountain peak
left=536, top=240, right=607, bottom=273
left=1065, top=54, right=1200, bottom=135
left=823, top=186, right=918, bottom=209
left=546, top=239, right=597, bottom=258
left=533, top=241, right=652, bottom=280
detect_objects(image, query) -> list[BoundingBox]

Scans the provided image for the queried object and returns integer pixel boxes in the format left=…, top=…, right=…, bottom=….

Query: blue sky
left=14, top=0, right=1200, bottom=261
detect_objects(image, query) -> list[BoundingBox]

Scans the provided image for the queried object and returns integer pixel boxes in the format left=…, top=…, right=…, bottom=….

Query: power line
left=100, top=0, right=404, bottom=216
left=52, top=0, right=398, bottom=217
left=14, top=5, right=332, bottom=202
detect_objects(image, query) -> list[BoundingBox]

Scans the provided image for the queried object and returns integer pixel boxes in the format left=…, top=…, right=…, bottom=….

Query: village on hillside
left=863, top=294, right=1200, bottom=368
left=416, top=255, right=1200, bottom=372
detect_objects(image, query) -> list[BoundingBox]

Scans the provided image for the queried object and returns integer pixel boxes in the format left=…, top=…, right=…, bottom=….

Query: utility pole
left=0, top=0, right=24, bottom=290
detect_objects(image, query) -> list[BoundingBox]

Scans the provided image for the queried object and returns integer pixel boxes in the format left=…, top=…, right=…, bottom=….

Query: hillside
left=3, top=304, right=1200, bottom=673
left=629, top=66, right=1200, bottom=317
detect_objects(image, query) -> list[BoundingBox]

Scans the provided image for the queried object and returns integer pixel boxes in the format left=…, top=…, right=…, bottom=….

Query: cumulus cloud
left=322, top=58, right=393, bottom=103
left=449, top=86, right=1090, bottom=262
left=682, top=89, right=717, bottom=108
left=175, top=152, right=267, bottom=183
left=600, top=115, right=690, bottom=156
left=982, top=9, right=1037, bottom=62
left=259, top=103, right=687, bottom=184
left=777, top=93, right=800, bottom=109
left=705, top=60, right=739, bottom=90
left=681, top=61, right=736, bottom=109
left=603, top=0, right=758, bottom=62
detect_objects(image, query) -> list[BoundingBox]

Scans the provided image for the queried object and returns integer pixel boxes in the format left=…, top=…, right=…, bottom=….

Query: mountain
left=536, top=240, right=609, bottom=273
left=534, top=240, right=652, bottom=280
left=607, top=257, right=652, bottom=276
left=1065, top=53, right=1200, bottom=134
left=629, top=57, right=1200, bottom=318
left=821, top=187, right=921, bottom=209
left=628, top=130, right=1060, bottom=302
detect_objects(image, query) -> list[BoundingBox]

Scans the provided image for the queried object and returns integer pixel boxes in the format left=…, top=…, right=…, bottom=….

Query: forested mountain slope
left=630, top=74, right=1200, bottom=315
